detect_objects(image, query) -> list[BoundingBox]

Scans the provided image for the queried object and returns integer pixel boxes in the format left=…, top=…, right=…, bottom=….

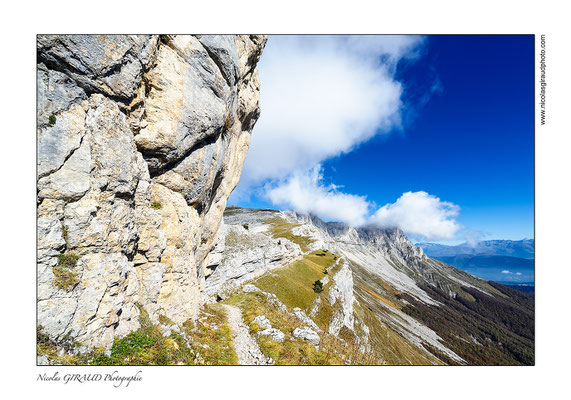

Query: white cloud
left=501, top=270, right=523, bottom=276
left=343, top=35, right=426, bottom=63
left=239, top=35, right=424, bottom=187
left=231, top=36, right=462, bottom=241
left=465, top=230, right=486, bottom=247
left=265, top=166, right=370, bottom=226
left=370, top=191, right=462, bottom=240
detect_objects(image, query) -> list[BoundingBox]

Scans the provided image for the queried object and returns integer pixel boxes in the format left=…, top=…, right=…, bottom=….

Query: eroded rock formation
left=37, top=35, right=266, bottom=349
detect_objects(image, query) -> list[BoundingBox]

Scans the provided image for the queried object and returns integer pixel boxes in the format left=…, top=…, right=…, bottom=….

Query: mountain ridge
left=418, top=239, right=535, bottom=259
left=201, top=206, right=534, bottom=365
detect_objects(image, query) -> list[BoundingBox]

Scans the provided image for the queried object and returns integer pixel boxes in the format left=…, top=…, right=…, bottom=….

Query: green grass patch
left=255, top=251, right=333, bottom=312
left=226, top=291, right=299, bottom=333
left=39, top=303, right=237, bottom=366
left=57, top=252, right=79, bottom=267
left=37, top=326, right=88, bottom=365
left=91, top=304, right=237, bottom=366
left=253, top=250, right=340, bottom=331
left=313, top=305, right=334, bottom=331
left=224, top=230, right=255, bottom=248
left=91, top=306, right=175, bottom=365
left=158, top=314, right=174, bottom=326
left=53, top=252, right=80, bottom=291
left=264, top=217, right=315, bottom=252
left=182, top=304, right=238, bottom=365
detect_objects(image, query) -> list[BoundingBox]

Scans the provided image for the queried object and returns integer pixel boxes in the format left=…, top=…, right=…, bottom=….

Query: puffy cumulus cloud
left=238, top=35, right=425, bottom=187
left=264, top=173, right=463, bottom=240
left=370, top=191, right=463, bottom=240
left=265, top=166, right=371, bottom=226
left=231, top=36, right=463, bottom=241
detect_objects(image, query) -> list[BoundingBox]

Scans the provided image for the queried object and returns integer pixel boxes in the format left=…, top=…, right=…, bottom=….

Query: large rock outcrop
left=37, top=35, right=266, bottom=349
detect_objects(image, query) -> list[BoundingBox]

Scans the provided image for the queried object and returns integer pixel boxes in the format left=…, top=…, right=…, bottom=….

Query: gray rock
left=37, top=356, right=50, bottom=365
left=258, top=328, right=285, bottom=342
left=327, top=264, right=355, bottom=335
left=37, top=35, right=158, bottom=100
left=266, top=293, right=289, bottom=313
left=36, top=35, right=267, bottom=350
left=204, top=220, right=303, bottom=296
left=155, top=135, right=226, bottom=207
left=241, top=284, right=261, bottom=293
left=37, top=135, right=92, bottom=201
left=292, top=327, right=321, bottom=346
left=198, top=35, right=240, bottom=86
left=37, top=64, right=86, bottom=128
left=292, top=308, right=321, bottom=332
left=133, top=35, right=232, bottom=173
left=251, top=315, right=272, bottom=330
left=308, top=297, right=321, bottom=318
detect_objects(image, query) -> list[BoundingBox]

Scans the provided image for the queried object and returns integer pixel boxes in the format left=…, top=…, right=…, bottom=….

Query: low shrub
left=53, top=253, right=80, bottom=291
left=313, top=280, right=324, bottom=294
left=57, top=252, right=79, bottom=267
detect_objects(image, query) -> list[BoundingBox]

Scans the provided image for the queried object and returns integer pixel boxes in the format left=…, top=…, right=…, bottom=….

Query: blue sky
left=230, top=35, right=534, bottom=244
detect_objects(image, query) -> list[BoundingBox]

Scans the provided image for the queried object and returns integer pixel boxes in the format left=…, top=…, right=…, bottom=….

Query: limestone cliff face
left=37, top=35, right=266, bottom=348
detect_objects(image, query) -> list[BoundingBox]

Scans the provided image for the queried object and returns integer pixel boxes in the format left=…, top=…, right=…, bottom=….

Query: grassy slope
left=255, top=251, right=335, bottom=312
left=225, top=250, right=379, bottom=365
left=244, top=245, right=443, bottom=365
left=264, top=217, right=315, bottom=252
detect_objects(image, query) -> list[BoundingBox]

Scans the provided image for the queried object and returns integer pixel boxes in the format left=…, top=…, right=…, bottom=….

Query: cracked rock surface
left=37, top=35, right=266, bottom=349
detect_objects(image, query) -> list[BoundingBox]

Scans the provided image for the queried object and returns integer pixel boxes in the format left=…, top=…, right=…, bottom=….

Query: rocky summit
left=37, top=35, right=267, bottom=350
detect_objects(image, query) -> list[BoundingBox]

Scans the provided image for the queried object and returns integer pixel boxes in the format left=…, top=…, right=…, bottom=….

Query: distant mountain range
left=498, top=282, right=535, bottom=295
left=417, top=239, right=534, bottom=259
left=417, top=239, right=534, bottom=285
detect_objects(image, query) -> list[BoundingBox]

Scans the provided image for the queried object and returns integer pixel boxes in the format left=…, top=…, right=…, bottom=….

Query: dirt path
left=221, top=304, right=273, bottom=365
